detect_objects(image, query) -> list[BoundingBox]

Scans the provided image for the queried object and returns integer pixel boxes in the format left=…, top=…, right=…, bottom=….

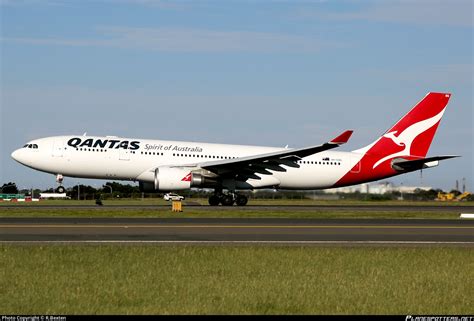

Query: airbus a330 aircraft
left=11, top=92, right=458, bottom=206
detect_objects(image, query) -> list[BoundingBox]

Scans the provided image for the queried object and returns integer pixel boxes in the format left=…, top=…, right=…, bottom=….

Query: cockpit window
left=32, top=144, right=38, bottom=149
left=23, top=144, right=28, bottom=148
left=24, top=144, right=39, bottom=149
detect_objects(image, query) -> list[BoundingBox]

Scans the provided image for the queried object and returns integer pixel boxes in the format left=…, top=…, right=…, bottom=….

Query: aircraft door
left=52, top=140, right=64, bottom=157
left=119, top=149, right=130, bottom=161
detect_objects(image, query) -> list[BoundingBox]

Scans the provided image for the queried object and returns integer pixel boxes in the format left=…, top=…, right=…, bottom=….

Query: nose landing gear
left=55, top=174, right=66, bottom=194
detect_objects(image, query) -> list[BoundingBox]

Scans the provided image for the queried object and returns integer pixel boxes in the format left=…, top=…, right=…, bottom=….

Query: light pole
left=77, top=183, right=80, bottom=201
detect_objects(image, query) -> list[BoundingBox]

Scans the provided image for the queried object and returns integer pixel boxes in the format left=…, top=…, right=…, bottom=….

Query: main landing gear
left=55, top=174, right=66, bottom=194
left=208, top=192, right=248, bottom=206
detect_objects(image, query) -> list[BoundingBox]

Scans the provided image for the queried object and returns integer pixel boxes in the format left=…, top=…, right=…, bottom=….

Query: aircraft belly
left=41, top=153, right=142, bottom=180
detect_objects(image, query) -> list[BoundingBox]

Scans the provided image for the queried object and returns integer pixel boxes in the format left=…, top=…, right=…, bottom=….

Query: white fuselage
left=11, top=135, right=365, bottom=190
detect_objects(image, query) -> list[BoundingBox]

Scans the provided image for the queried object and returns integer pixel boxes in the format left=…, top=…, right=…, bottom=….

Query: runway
left=1, top=218, right=473, bottom=245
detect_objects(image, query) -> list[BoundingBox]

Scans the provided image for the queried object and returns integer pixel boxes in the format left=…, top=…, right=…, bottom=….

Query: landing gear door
left=52, top=140, right=64, bottom=157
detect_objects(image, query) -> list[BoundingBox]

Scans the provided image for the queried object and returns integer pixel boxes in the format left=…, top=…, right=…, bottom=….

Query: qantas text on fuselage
left=11, top=92, right=458, bottom=206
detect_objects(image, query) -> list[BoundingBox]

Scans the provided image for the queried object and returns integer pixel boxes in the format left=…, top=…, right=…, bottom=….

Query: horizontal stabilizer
left=391, top=155, right=459, bottom=172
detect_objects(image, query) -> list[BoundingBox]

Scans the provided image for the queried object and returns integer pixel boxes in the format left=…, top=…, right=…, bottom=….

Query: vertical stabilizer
left=355, top=92, right=451, bottom=169
left=335, top=92, right=452, bottom=187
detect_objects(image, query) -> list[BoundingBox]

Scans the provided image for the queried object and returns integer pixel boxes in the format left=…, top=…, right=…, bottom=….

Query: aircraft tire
left=235, top=195, right=248, bottom=206
left=208, top=195, right=220, bottom=206
left=221, top=194, right=234, bottom=206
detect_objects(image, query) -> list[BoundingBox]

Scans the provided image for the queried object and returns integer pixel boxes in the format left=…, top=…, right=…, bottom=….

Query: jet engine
left=138, top=166, right=217, bottom=192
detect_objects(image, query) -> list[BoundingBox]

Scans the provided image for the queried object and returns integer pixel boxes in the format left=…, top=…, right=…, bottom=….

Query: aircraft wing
left=197, top=130, right=353, bottom=180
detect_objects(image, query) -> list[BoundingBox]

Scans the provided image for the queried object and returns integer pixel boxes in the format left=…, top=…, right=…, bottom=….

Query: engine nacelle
left=154, top=167, right=192, bottom=191
left=138, top=167, right=218, bottom=192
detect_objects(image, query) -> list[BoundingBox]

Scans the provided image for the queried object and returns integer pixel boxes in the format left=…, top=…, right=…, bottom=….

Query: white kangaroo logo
left=372, top=107, right=446, bottom=169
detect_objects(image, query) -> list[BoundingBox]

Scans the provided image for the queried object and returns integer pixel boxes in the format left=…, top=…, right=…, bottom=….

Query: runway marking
left=0, top=240, right=473, bottom=245
left=0, top=224, right=473, bottom=229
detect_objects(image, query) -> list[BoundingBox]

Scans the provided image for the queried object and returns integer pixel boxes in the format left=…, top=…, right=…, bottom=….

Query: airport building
left=323, top=182, right=432, bottom=194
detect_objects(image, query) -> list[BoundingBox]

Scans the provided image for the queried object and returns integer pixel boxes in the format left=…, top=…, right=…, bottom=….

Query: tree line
left=1, top=181, right=472, bottom=201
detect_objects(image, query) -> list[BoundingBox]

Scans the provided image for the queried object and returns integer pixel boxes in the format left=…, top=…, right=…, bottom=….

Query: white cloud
left=2, top=26, right=329, bottom=53
left=299, top=0, right=473, bottom=27
left=96, top=0, right=187, bottom=9
left=0, top=0, right=173, bottom=6
left=364, top=63, right=473, bottom=88
left=0, top=0, right=65, bottom=6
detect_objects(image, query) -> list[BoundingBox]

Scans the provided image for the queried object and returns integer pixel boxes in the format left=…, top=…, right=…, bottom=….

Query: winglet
left=330, top=130, right=353, bottom=144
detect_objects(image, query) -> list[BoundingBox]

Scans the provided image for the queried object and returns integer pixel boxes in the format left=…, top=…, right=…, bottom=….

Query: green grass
left=0, top=207, right=463, bottom=219
left=0, top=245, right=472, bottom=314
left=1, top=198, right=472, bottom=207
left=0, top=198, right=470, bottom=219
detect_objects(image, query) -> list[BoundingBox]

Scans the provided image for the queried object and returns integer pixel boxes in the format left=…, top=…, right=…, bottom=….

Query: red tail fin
left=334, top=92, right=452, bottom=188
left=356, top=92, right=451, bottom=169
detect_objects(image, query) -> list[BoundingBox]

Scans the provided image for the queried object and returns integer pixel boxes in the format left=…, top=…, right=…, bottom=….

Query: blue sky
left=1, top=0, right=472, bottom=191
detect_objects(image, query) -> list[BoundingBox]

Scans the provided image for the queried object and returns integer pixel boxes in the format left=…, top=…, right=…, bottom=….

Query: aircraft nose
left=11, top=149, right=23, bottom=163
